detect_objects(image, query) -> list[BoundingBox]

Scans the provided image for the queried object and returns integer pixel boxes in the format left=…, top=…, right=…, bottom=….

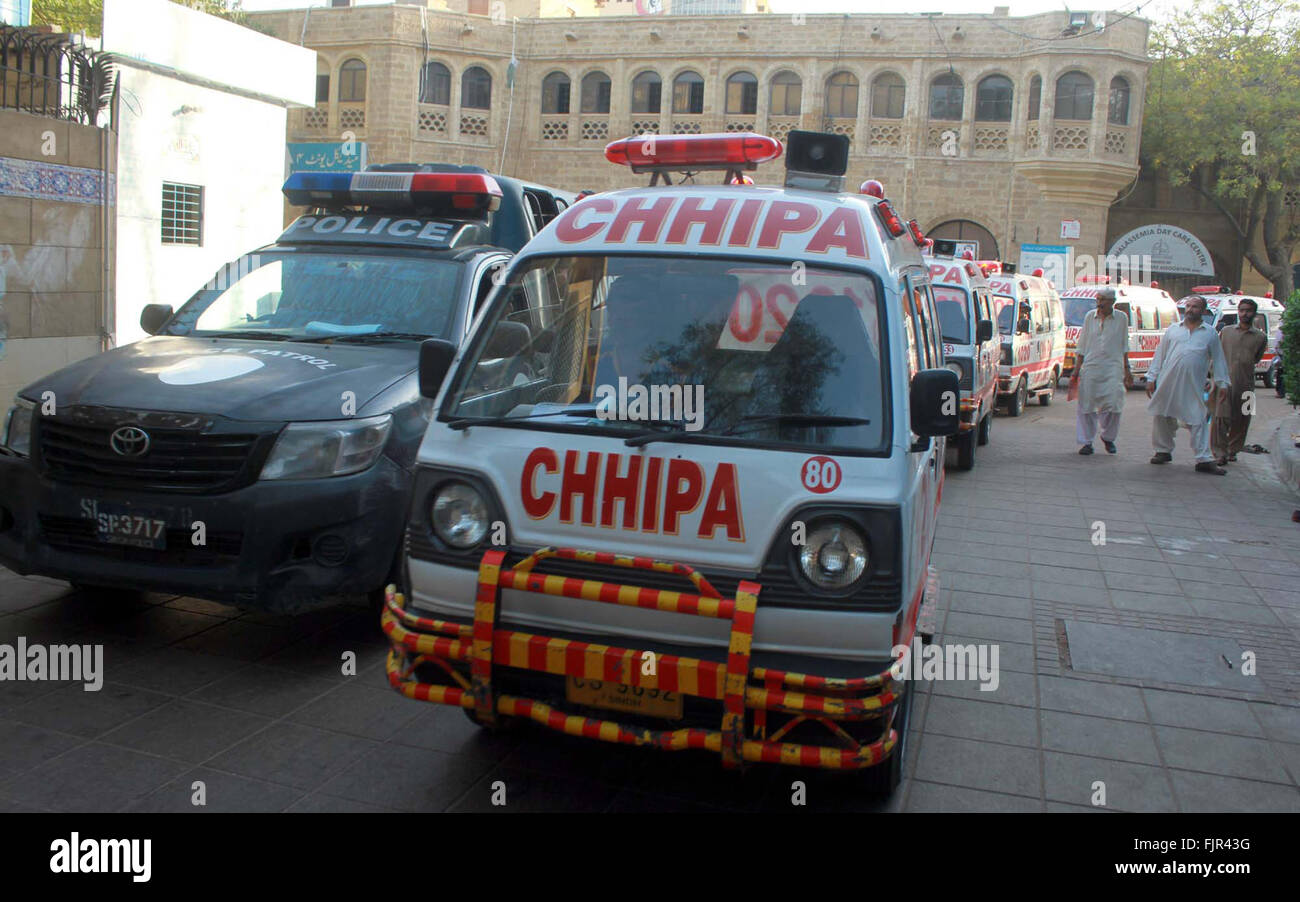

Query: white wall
left=104, top=0, right=316, bottom=346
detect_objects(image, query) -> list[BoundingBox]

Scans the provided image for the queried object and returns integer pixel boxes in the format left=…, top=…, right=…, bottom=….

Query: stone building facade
left=252, top=5, right=1149, bottom=266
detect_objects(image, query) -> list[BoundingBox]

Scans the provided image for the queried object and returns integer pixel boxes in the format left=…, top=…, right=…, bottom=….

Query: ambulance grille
left=36, top=414, right=271, bottom=494
left=407, top=538, right=902, bottom=612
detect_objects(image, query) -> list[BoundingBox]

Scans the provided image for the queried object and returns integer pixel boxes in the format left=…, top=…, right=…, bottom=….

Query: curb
left=1269, top=414, right=1300, bottom=493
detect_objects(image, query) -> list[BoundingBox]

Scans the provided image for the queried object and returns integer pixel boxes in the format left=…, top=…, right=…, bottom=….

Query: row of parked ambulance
left=0, top=126, right=1281, bottom=794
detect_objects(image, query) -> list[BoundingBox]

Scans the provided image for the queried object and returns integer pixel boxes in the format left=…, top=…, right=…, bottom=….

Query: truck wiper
left=299, top=331, right=437, bottom=344
left=446, top=405, right=603, bottom=431
left=723, top=414, right=872, bottom=434
left=201, top=330, right=295, bottom=341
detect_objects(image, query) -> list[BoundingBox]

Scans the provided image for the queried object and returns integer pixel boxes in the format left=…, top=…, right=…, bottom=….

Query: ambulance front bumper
left=384, top=548, right=934, bottom=771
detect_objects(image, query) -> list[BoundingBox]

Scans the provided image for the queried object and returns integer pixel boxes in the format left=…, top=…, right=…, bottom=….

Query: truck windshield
left=932, top=285, right=970, bottom=343
left=164, top=251, right=465, bottom=340
left=1063, top=295, right=1096, bottom=327
left=444, top=254, right=888, bottom=453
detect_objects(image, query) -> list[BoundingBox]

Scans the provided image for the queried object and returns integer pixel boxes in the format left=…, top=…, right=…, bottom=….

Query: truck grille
left=36, top=410, right=274, bottom=494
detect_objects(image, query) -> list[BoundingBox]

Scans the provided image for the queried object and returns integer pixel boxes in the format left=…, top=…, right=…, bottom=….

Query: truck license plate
left=565, top=677, right=683, bottom=720
left=89, top=504, right=167, bottom=550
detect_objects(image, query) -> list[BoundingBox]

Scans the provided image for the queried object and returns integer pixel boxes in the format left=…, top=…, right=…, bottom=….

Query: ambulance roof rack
left=604, top=132, right=783, bottom=186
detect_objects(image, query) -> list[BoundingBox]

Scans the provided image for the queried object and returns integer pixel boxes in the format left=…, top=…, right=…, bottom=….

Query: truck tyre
left=860, top=681, right=915, bottom=796
left=1008, top=378, right=1027, bottom=416
left=956, top=431, right=976, bottom=470
left=977, top=411, right=991, bottom=446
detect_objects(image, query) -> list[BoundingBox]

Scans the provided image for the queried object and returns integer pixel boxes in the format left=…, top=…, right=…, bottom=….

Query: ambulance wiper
left=723, top=414, right=872, bottom=433
left=445, top=405, right=604, bottom=431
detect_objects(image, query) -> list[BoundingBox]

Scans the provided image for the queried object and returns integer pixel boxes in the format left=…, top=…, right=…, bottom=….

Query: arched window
left=672, top=70, right=704, bottom=114
left=769, top=70, right=801, bottom=116
left=315, top=63, right=330, bottom=104
left=725, top=71, right=758, bottom=115
left=975, top=74, right=1013, bottom=121
left=462, top=66, right=492, bottom=110
left=631, top=71, right=662, bottom=114
left=541, top=71, right=570, bottom=114
left=1027, top=75, right=1042, bottom=120
left=1108, top=75, right=1131, bottom=125
left=339, top=58, right=366, bottom=103
left=929, top=73, right=963, bottom=120
left=825, top=71, right=858, bottom=118
left=420, top=61, right=450, bottom=106
left=870, top=72, right=905, bottom=119
left=1054, top=71, right=1094, bottom=121
left=581, top=71, right=611, bottom=114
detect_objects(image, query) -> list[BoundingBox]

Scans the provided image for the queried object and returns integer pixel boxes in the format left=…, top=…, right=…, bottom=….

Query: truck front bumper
left=0, top=452, right=409, bottom=612
left=384, top=547, right=936, bottom=771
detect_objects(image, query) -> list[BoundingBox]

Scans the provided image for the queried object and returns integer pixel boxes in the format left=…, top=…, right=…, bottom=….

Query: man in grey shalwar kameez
left=1070, top=287, right=1132, bottom=455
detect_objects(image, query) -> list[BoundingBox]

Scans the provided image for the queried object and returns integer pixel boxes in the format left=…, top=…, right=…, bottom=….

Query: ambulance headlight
left=1, top=397, right=34, bottom=457
left=432, top=482, right=490, bottom=549
left=260, top=415, right=392, bottom=480
left=799, top=520, right=868, bottom=591
left=945, top=358, right=972, bottom=390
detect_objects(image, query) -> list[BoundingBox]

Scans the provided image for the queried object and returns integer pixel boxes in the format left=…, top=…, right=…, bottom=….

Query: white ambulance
left=382, top=131, right=960, bottom=793
left=1178, top=287, right=1285, bottom=387
left=922, top=244, right=999, bottom=469
left=986, top=269, right=1066, bottom=414
left=1065, top=278, right=1179, bottom=386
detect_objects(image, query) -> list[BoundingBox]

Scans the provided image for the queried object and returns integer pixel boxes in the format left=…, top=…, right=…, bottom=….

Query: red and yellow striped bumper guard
left=382, top=547, right=905, bottom=771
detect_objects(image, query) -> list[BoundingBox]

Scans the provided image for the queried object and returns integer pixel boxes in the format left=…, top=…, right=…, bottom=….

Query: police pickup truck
left=0, top=165, right=574, bottom=612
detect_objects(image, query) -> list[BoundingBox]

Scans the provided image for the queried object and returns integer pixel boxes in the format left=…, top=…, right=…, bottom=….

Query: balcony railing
left=1, top=26, right=114, bottom=126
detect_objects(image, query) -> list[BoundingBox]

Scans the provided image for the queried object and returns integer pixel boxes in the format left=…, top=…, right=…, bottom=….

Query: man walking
left=1212, top=298, right=1268, bottom=465
left=1070, top=287, right=1132, bottom=455
left=1146, top=295, right=1231, bottom=474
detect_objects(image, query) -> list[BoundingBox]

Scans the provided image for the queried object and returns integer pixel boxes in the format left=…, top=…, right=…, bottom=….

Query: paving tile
left=1152, top=725, right=1292, bottom=783
left=1043, top=751, right=1176, bottom=811
left=921, top=694, right=1038, bottom=746
left=905, top=781, right=1042, bottom=812
left=318, top=743, right=498, bottom=812
left=448, top=765, right=621, bottom=813
left=912, top=733, right=1040, bottom=796
left=0, top=718, right=84, bottom=775
left=931, top=668, right=1037, bottom=708
left=174, top=620, right=300, bottom=661
left=1103, top=571, right=1184, bottom=597
left=946, top=590, right=1032, bottom=620
left=125, top=767, right=304, bottom=813
left=206, top=722, right=379, bottom=791
left=1142, top=689, right=1266, bottom=737
left=287, top=682, right=421, bottom=741
left=189, top=664, right=337, bottom=718
left=100, top=699, right=270, bottom=764
left=1170, top=769, right=1300, bottom=812
left=1038, top=675, right=1147, bottom=721
left=110, top=647, right=248, bottom=696
left=0, top=742, right=186, bottom=812
left=941, top=611, right=1033, bottom=644
left=1040, top=710, right=1161, bottom=765
left=1250, top=703, right=1300, bottom=744
left=285, top=792, right=400, bottom=812
left=12, top=681, right=171, bottom=739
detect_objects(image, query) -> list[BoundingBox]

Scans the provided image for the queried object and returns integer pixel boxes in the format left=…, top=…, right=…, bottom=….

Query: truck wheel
left=1008, top=378, right=1027, bottom=416
left=859, top=682, right=915, bottom=796
left=977, top=411, right=992, bottom=446
left=956, top=431, right=976, bottom=470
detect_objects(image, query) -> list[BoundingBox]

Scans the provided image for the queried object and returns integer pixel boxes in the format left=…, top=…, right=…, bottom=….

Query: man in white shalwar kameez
left=1145, top=295, right=1231, bottom=474
left=1070, top=288, right=1132, bottom=455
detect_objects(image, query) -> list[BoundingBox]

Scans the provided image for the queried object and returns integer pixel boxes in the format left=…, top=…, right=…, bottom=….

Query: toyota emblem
left=109, top=426, right=150, bottom=457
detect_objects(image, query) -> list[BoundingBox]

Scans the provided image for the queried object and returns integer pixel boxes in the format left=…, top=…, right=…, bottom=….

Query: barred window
left=161, top=182, right=202, bottom=246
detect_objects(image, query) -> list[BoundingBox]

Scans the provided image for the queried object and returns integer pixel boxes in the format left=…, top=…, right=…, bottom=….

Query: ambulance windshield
left=1063, top=295, right=1096, bottom=327
left=165, top=251, right=465, bottom=340
left=931, top=286, right=970, bottom=344
left=445, top=254, right=888, bottom=453
left=994, top=296, right=1016, bottom=335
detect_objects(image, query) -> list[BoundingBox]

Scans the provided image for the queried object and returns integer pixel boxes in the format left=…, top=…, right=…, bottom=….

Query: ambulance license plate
left=565, top=677, right=683, bottom=720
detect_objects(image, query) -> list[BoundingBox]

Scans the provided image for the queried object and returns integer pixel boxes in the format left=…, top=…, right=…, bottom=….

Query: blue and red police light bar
left=604, top=133, right=783, bottom=171
left=283, top=171, right=502, bottom=215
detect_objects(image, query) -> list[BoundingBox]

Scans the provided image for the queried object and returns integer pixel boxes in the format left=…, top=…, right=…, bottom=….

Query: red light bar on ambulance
left=604, top=133, right=783, bottom=171
left=874, top=199, right=907, bottom=238
left=1077, top=275, right=1111, bottom=284
left=283, top=171, right=502, bottom=215
left=1191, top=285, right=1223, bottom=293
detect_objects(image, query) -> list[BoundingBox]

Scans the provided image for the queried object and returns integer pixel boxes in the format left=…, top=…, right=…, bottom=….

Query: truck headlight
left=431, top=481, right=490, bottom=549
left=1, top=397, right=34, bottom=457
left=259, top=414, right=392, bottom=480
left=798, top=519, right=868, bottom=591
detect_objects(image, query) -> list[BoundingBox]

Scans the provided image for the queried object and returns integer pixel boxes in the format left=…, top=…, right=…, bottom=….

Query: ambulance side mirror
left=911, top=368, right=961, bottom=437
left=140, top=304, right=173, bottom=335
left=418, top=339, right=458, bottom=398
left=977, top=319, right=994, bottom=343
